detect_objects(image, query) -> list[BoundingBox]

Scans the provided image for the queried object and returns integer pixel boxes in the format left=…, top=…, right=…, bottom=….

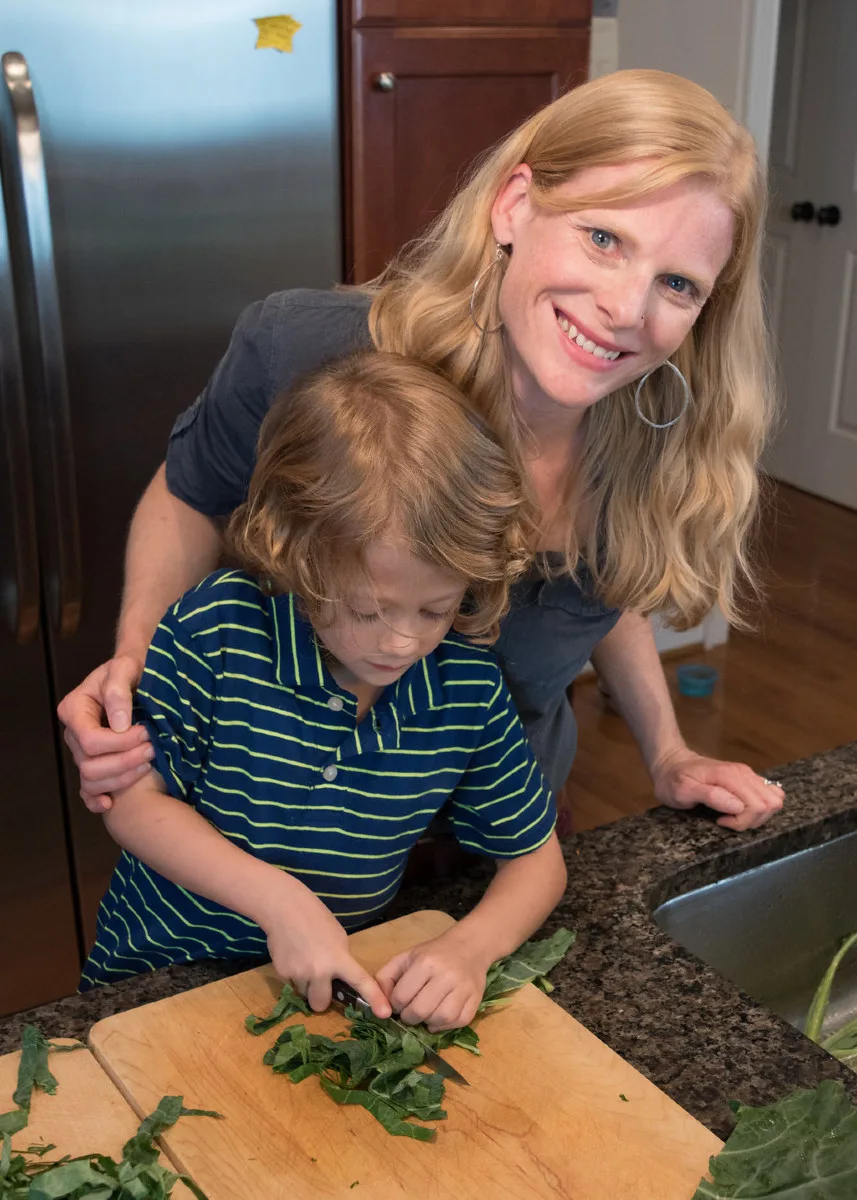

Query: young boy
left=81, top=353, right=567, bottom=1031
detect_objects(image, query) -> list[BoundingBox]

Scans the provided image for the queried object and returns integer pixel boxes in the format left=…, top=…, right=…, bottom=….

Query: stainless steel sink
left=653, top=830, right=857, bottom=1040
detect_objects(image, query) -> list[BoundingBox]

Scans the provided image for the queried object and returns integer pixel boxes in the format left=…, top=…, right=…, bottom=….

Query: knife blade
left=330, top=978, right=471, bottom=1087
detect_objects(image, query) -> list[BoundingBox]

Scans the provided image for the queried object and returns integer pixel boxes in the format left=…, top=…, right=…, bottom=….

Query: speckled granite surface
left=3, top=742, right=857, bottom=1139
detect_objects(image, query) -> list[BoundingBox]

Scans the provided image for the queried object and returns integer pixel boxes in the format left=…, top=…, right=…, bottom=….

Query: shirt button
left=322, top=765, right=338, bottom=782
left=327, top=696, right=344, bottom=712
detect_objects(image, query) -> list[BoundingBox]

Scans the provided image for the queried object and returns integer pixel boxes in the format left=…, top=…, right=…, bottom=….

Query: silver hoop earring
left=470, top=243, right=505, bottom=334
left=633, top=359, right=692, bottom=429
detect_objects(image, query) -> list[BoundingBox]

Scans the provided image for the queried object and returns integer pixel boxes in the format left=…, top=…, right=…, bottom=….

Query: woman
left=59, top=69, right=783, bottom=834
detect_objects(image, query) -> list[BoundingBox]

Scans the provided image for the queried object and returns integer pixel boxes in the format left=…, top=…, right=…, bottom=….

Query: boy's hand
left=376, top=931, right=489, bottom=1032
left=261, top=883, right=391, bottom=1019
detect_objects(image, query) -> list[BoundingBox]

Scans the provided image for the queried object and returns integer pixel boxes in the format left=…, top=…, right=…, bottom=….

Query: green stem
left=805, top=930, right=857, bottom=1043
left=822, top=1014, right=857, bottom=1055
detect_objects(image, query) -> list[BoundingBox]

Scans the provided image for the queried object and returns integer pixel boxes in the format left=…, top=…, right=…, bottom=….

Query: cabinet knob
left=373, top=71, right=395, bottom=92
left=790, top=201, right=815, bottom=222
left=816, top=205, right=841, bottom=227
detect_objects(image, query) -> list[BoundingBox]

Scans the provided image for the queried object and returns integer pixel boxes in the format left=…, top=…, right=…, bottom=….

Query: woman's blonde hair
left=228, top=352, right=531, bottom=642
left=365, top=69, right=775, bottom=629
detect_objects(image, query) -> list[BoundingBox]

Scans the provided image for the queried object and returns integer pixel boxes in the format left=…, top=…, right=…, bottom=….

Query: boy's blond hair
left=228, top=352, right=532, bottom=642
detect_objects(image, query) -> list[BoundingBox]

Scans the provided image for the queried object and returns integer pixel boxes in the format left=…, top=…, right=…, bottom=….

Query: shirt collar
left=270, top=592, right=330, bottom=692
left=390, top=653, right=441, bottom=719
left=269, top=591, right=441, bottom=717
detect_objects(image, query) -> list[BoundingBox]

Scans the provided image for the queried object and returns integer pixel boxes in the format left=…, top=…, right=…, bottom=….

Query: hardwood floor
left=566, top=482, right=857, bottom=831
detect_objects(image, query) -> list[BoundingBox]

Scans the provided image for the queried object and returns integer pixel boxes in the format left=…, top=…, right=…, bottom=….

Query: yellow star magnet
left=253, top=14, right=302, bottom=53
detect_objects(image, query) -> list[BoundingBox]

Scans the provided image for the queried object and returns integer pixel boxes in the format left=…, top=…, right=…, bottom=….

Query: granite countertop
left=4, top=742, right=857, bottom=1139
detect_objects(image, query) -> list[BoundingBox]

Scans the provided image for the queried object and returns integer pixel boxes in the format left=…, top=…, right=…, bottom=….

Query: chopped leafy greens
left=245, top=982, right=310, bottom=1035
left=250, top=927, right=575, bottom=1140
left=12, top=1026, right=59, bottom=1109
left=0, top=1028, right=84, bottom=1140
left=693, top=1080, right=857, bottom=1199
left=261, top=1012, right=445, bottom=1141
left=0, top=1028, right=221, bottom=1198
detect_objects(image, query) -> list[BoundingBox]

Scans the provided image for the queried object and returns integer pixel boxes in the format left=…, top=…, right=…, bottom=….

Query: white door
left=766, top=0, right=857, bottom=510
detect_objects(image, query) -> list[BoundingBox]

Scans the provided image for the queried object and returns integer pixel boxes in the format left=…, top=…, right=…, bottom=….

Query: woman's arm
left=104, top=772, right=391, bottom=1015
left=589, top=610, right=784, bottom=831
left=376, top=833, right=567, bottom=1030
left=588, top=610, right=686, bottom=771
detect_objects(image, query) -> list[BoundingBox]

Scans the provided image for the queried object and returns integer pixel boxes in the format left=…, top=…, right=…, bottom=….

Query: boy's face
left=316, top=539, right=467, bottom=690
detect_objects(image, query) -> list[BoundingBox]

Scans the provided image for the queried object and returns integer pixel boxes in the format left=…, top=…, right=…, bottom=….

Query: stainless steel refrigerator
left=0, top=1, right=340, bottom=1016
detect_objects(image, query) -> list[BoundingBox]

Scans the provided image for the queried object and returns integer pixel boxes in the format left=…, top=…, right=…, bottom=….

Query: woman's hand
left=376, top=930, right=490, bottom=1032
left=652, top=746, right=785, bottom=832
left=261, top=883, right=391, bottom=1019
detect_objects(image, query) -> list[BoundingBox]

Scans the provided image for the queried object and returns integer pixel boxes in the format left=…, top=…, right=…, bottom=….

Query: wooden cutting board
left=0, top=1038, right=195, bottom=1197
left=89, top=910, right=720, bottom=1199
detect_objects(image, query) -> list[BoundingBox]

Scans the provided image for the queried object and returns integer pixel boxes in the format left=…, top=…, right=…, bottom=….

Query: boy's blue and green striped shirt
left=80, top=569, right=556, bottom=989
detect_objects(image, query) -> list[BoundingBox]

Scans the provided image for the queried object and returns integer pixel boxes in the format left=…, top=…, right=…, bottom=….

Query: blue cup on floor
left=676, top=663, right=719, bottom=697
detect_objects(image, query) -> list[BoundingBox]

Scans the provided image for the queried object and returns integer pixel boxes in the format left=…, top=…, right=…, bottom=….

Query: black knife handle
left=331, top=978, right=369, bottom=1009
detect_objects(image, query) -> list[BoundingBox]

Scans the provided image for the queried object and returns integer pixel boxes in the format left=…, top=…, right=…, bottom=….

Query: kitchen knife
left=331, top=978, right=471, bottom=1087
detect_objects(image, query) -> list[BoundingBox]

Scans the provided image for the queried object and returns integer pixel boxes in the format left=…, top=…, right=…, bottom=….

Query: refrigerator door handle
left=1, top=51, right=81, bottom=637
left=0, top=169, right=40, bottom=643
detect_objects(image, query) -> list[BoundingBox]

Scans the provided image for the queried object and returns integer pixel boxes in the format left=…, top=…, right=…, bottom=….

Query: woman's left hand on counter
left=651, top=747, right=785, bottom=832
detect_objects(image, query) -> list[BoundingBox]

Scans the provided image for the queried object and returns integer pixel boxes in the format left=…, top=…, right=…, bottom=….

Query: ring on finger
left=760, top=777, right=783, bottom=788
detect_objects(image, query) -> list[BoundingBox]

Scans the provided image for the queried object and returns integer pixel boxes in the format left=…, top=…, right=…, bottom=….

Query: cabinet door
left=0, top=627, right=82, bottom=1016
left=345, top=25, right=590, bottom=280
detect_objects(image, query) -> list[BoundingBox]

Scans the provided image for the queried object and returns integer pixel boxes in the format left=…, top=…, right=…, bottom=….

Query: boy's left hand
left=376, top=931, right=489, bottom=1031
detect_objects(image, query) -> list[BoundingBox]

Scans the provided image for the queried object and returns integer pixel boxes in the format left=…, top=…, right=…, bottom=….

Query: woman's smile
left=554, top=308, right=630, bottom=367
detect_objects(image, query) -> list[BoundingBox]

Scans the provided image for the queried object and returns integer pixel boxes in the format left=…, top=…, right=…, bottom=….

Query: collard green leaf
left=245, top=983, right=310, bottom=1036
left=122, top=1095, right=223, bottom=1168
left=264, top=1025, right=341, bottom=1078
left=0, top=1110, right=28, bottom=1139
left=0, top=1132, right=12, bottom=1178
left=693, top=1080, right=857, bottom=1199
left=26, top=1158, right=114, bottom=1197
left=423, top=1023, right=481, bottom=1057
left=369, top=1067, right=447, bottom=1123
left=12, top=1026, right=57, bottom=1110
left=319, top=1078, right=436, bottom=1141
left=479, top=929, right=576, bottom=1009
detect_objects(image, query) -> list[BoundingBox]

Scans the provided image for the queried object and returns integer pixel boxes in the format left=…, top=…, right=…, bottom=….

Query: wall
left=616, top=0, right=781, bottom=158
left=618, top=0, right=751, bottom=112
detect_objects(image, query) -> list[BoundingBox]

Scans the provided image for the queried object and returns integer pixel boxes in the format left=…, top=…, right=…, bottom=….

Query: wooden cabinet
left=341, top=2, right=591, bottom=281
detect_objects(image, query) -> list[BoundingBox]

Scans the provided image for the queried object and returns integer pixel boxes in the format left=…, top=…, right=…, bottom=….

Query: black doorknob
left=791, top=201, right=815, bottom=221
left=817, top=205, right=841, bottom=226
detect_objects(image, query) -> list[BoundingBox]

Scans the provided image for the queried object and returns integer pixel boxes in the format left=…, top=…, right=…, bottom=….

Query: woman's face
left=490, top=162, right=735, bottom=418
